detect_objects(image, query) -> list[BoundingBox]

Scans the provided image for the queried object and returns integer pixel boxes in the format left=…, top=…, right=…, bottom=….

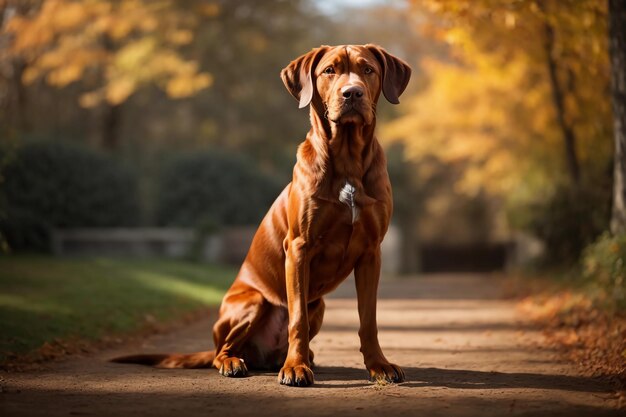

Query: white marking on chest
left=339, top=180, right=360, bottom=223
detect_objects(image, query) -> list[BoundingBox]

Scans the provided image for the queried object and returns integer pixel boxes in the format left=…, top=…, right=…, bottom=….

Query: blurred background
left=0, top=0, right=620, bottom=275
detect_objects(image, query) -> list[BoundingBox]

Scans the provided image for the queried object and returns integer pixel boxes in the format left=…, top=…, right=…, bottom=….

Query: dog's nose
left=341, top=85, right=364, bottom=100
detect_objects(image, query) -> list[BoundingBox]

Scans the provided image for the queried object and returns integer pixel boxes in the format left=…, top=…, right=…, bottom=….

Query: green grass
left=0, top=256, right=237, bottom=361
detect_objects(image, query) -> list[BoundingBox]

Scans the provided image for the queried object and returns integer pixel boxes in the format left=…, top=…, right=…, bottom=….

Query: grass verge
left=0, top=256, right=236, bottom=368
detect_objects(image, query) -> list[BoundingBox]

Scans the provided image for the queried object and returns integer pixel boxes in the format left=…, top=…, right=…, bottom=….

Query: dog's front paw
left=367, top=362, right=405, bottom=383
left=278, top=363, right=314, bottom=387
left=219, top=357, right=248, bottom=378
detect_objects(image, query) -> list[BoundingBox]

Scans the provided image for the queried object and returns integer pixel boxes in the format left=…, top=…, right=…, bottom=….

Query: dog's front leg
left=278, top=235, right=314, bottom=387
left=355, top=246, right=405, bottom=383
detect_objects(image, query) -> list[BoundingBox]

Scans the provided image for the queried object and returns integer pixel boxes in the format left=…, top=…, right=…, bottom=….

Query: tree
left=381, top=0, right=614, bottom=263
left=404, top=0, right=610, bottom=190
left=538, top=1, right=581, bottom=185
left=2, top=0, right=213, bottom=149
left=609, top=0, right=626, bottom=235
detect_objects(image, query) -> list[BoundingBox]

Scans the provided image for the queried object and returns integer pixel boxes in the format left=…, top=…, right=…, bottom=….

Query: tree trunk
left=99, top=32, right=122, bottom=151
left=101, top=103, right=121, bottom=151
left=542, top=19, right=581, bottom=185
left=609, top=0, right=626, bottom=235
left=13, top=60, right=29, bottom=133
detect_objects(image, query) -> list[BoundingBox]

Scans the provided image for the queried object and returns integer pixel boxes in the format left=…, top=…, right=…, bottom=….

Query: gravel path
left=1, top=274, right=621, bottom=416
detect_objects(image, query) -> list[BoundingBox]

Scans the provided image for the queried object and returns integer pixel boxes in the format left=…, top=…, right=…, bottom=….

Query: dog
left=112, top=44, right=411, bottom=387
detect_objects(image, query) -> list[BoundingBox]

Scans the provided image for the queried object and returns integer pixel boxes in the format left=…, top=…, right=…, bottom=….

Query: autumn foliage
left=519, top=290, right=626, bottom=393
left=381, top=0, right=614, bottom=265
left=0, top=0, right=621, bottom=266
left=393, top=0, right=610, bottom=188
left=4, top=0, right=214, bottom=107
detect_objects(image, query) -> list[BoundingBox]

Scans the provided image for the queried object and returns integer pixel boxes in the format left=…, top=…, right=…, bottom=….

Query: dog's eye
left=324, top=66, right=335, bottom=75
left=364, top=67, right=373, bottom=74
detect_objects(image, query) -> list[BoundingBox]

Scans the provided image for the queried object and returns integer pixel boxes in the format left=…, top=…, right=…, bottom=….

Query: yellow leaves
left=5, top=0, right=212, bottom=106
left=382, top=52, right=547, bottom=195
left=105, top=77, right=136, bottom=105
left=106, top=17, right=133, bottom=40
left=38, top=49, right=66, bottom=69
left=139, top=16, right=159, bottom=33
left=504, top=11, right=516, bottom=28
left=21, top=67, right=41, bottom=85
left=6, top=15, right=54, bottom=54
left=79, top=78, right=136, bottom=108
left=166, top=73, right=213, bottom=98
left=443, top=27, right=466, bottom=46
left=167, top=29, right=193, bottom=45
left=47, top=63, right=83, bottom=86
left=394, top=0, right=611, bottom=203
left=79, top=90, right=102, bottom=108
left=51, top=1, right=87, bottom=30
left=104, top=38, right=211, bottom=104
left=23, top=46, right=82, bottom=86
left=115, top=38, right=157, bottom=72
left=20, top=34, right=107, bottom=87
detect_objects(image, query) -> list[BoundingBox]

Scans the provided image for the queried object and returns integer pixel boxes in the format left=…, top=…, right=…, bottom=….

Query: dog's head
left=281, top=45, right=411, bottom=126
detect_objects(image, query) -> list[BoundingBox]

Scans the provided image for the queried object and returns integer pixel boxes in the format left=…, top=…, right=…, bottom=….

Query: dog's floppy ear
left=365, top=44, right=411, bottom=104
left=281, top=46, right=330, bottom=109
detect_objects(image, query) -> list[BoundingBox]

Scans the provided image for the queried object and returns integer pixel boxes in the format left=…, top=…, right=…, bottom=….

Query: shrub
left=0, top=140, right=140, bottom=251
left=518, top=183, right=610, bottom=266
left=155, top=150, right=282, bottom=228
left=582, top=233, right=626, bottom=309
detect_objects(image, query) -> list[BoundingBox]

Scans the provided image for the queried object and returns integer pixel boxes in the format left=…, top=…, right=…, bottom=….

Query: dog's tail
left=110, top=350, right=216, bottom=369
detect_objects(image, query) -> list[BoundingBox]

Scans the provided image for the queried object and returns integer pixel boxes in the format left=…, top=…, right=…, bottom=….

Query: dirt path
left=1, top=274, right=621, bottom=416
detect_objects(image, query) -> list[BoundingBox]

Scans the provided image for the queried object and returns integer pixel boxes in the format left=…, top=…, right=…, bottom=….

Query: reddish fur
left=111, top=45, right=411, bottom=385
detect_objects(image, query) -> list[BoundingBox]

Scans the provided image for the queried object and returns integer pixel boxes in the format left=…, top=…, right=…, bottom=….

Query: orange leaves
left=167, top=30, right=193, bottom=46
left=47, top=63, right=83, bottom=86
left=390, top=0, right=611, bottom=201
left=4, top=0, right=212, bottom=107
left=108, top=41, right=211, bottom=102
left=517, top=284, right=626, bottom=386
left=77, top=40, right=212, bottom=107
left=104, top=77, right=136, bottom=105
left=382, top=55, right=540, bottom=195
left=118, top=36, right=158, bottom=67
left=78, top=90, right=103, bottom=108
left=197, top=3, right=220, bottom=18
left=166, top=73, right=213, bottom=99
left=5, top=15, right=53, bottom=55
left=50, top=1, right=88, bottom=30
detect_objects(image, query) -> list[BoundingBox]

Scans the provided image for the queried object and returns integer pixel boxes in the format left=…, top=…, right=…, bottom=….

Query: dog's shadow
left=309, top=366, right=612, bottom=392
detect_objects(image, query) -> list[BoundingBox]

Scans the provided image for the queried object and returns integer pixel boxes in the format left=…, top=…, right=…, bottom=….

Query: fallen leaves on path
left=518, top=290, right=626, bottom=405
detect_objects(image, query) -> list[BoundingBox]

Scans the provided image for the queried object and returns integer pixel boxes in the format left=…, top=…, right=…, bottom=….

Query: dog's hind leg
left=212, top=284, right=269, bottom=377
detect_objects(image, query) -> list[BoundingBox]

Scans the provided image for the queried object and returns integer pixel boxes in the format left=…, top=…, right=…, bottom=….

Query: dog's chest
left=308, top=214, right=376, bottom=296
left=304, top=180, right=387, bottom=296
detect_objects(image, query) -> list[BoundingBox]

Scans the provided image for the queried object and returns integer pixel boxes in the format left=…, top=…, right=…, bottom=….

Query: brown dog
left=113, top=44, right=411, bottom=387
